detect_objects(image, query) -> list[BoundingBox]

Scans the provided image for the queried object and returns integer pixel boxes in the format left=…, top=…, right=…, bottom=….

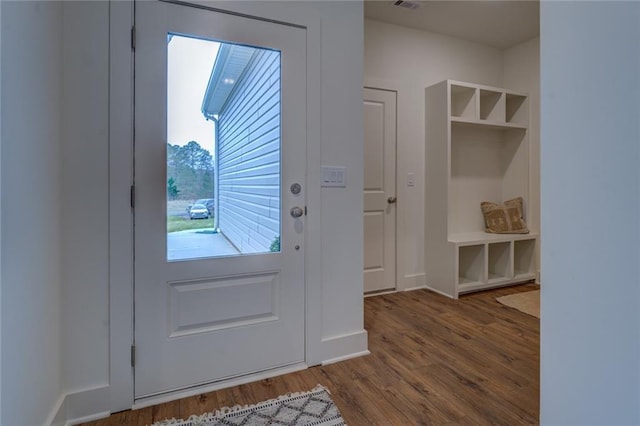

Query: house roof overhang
left=201, top=43, right=256, bottom=120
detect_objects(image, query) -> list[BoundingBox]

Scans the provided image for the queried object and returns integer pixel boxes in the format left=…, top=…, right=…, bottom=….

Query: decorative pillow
left=481, top=197, right=529, bottom=234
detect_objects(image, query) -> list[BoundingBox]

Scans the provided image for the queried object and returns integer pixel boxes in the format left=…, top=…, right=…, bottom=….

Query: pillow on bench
left=481, top=197, right=529, bottom=234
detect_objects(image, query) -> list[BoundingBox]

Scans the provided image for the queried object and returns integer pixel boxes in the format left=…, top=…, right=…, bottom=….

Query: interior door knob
left=387, top=196, right=397, bottom=204
left=290, top=206, right=304, bottom=218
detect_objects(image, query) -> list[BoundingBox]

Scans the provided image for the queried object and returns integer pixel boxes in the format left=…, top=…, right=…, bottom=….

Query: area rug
left=496, top=290, right=540, bottom=318
left=152, top=385, right=346, bottom=426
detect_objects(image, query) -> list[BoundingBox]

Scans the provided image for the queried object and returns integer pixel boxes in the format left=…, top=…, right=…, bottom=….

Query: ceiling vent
left=392, top=0, right=421, bottom=10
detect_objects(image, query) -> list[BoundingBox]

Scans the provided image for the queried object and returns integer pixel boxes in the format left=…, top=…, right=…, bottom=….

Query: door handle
left=290, top=206, right=304, bottom=218
left=387, top=196, right=397, bottom=204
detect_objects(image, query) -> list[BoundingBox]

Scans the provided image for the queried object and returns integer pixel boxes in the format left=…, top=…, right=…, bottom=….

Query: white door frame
left=108, top=0, right=324, bottom=411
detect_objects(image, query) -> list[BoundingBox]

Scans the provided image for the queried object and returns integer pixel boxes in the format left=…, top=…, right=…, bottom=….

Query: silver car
left=188, top=203, right=209, bottom=220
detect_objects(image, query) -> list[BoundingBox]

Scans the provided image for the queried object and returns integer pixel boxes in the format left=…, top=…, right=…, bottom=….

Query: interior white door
left=363, top=88, right=397, bottom=293
left=134, top=1, right=306, bottom=399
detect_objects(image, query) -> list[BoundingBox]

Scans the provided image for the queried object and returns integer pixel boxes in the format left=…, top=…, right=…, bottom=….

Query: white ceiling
left=364, top=0, right=540, bottom=50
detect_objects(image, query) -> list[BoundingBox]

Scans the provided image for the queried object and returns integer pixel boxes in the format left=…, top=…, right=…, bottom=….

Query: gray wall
left=1, top=2, right=64, bottom=424
left=61, top=0, right=110, bottom=395
left=541, top=1, right=640, bottom=423
left=218, top=49, right=281, bottom=253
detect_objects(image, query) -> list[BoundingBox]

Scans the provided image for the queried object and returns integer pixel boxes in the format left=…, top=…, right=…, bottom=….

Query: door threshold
left=132, top=362, right=308, bottom=410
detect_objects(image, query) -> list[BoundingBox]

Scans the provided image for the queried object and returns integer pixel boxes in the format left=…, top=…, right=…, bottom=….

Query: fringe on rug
left=151, top=384, right=332, bottom=426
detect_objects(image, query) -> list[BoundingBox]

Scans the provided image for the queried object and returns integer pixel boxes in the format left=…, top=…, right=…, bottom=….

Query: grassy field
left=167, top=216, right=214, bottom=233
left=167, top=200, right=214, bottom=233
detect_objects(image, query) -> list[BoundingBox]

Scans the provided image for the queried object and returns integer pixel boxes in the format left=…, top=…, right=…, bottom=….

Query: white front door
left=134, top=1, right=306, bottom=399
left=363, top=88, right=397, bottom=293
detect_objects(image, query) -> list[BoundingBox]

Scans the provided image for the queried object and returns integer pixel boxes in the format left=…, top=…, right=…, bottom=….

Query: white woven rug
left=152, top=385, right=345, bottom=426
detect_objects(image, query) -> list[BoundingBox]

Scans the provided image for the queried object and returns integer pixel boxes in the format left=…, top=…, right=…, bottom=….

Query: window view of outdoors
left=166, top=34, right=282, bottom=261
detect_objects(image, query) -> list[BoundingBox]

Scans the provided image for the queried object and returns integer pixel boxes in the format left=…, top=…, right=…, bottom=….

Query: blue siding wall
left=217, top=49, right=281, bottom=253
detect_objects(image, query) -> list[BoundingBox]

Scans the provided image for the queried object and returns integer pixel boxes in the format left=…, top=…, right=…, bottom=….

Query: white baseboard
left=403, top=285, right=428, bottom=292
left=399, top=273, right=426, bottom=291
left=423, top=285, right=456, bottom=299
left=363, top=274, right=427, bottom=296
left=45, top=393, right=67, bottom=426
left=46, top=385, right=111, bottom=426
left=320, top=330, right=368, bottom=364
left=321, top=350, right=370, bottom=366
left=66, top=412, right=111, bottom=426
left=363, top=289, right=396, bottom=298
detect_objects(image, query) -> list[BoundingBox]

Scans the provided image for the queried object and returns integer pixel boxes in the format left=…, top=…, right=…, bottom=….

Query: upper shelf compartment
left=506, top=93, right=528, bottom=124
left=450, top=84, right=477, bottom=119
left=479, top=89, right=505, bottom=122
left=448, top=81, right=529, bottom=127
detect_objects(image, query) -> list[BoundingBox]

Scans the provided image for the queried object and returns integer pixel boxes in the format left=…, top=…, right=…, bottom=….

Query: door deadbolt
left=290, top=183, right=302, bottom=195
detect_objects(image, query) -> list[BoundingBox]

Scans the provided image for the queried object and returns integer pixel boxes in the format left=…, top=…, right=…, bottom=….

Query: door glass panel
left=166, top=34, right=281, bottom=261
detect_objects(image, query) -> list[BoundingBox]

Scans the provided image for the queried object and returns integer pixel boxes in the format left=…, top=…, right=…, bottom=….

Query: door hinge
left=131, top=26, right=136, bottom=51
left=131, top=344, right=136, bottom=367
left=130, top=185, right=135, bottom=209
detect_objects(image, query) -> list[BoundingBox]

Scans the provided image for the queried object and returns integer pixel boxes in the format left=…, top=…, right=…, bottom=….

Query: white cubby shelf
left=452, top=233, right=538, bottom=295
left=425, top=80, right=537, bottom=299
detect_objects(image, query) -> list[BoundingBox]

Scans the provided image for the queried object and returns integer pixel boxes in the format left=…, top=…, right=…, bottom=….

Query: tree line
left=167, top=141, right=214, bottom=200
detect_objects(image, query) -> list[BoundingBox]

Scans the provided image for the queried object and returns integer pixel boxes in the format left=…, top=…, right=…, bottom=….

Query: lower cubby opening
left=458, top=244, right=484, bottom=284
left=488, top=242, right=511, bottom=282
left=514, top=239, right=535, bottom=278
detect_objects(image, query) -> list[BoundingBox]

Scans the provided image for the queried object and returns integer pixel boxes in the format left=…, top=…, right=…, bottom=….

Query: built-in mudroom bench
left=425, top=80, right=537, bottom=299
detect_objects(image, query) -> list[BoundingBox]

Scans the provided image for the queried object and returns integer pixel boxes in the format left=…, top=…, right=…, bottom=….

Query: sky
left=167, top=35, right=220, bottom=154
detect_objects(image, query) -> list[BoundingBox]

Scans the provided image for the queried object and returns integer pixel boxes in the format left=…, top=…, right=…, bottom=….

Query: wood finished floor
left=83, top=283, right=540, bottom=426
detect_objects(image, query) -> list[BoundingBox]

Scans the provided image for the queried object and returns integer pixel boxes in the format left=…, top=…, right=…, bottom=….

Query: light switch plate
left=321, top=166, right=346, bottom=187
left=407, top=172, right=416, bottom=187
